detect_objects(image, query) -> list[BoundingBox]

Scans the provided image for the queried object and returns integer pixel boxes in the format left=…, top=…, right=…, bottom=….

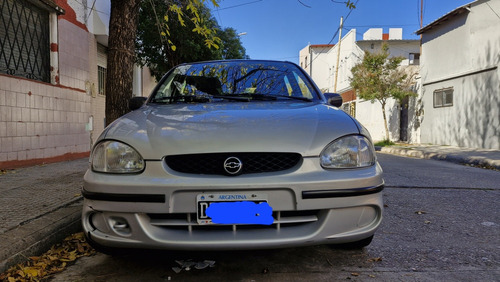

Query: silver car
left=82, top=60, right=384, bottom=252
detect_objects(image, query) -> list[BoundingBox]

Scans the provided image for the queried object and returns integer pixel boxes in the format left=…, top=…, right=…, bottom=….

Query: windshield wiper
left=151, top=95, right=210, bottom=104
left=229, top=93, right=312, bottom=102
left=211, top=95, right=251, bottom=102
left=270, top=95, right=313, bottom=102
left=228, top=93, right=277, bottom=101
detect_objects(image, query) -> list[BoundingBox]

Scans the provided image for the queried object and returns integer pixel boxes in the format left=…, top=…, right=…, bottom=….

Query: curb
left=378, top=146, right=500, bottom=170
left=0, top=200, right=83, bottom=274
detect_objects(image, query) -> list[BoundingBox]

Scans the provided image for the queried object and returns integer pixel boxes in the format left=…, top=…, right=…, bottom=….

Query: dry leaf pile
left=0, top=232, right=95, bottom=281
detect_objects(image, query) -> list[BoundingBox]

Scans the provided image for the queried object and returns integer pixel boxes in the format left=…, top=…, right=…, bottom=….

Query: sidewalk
left=377, top=144, right=500, bottom=170
left=1, top=145, right=499, bottom=273
left=0, top=158, right=88, bottom=273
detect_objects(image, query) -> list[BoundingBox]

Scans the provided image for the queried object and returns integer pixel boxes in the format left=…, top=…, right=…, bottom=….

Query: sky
left=211, top=0, right=473, bottom=64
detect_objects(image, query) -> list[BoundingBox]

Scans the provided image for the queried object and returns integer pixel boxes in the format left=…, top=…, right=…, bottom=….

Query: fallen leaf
left=23, top=267, right=39, bottom=277
left=351, top=272, right=360, bottom=276
left=0, top=232, right=95, bottom=281
left=415, top=211, right=427, bottom=215
left=368, top=257, right=383, bottom=262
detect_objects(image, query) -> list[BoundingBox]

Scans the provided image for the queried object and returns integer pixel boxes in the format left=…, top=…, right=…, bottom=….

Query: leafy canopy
left=350, top=43, right=415, bottom=105
left=136, top=0, right=248, bottom=79
left=350, top=43, right=417, bottom=141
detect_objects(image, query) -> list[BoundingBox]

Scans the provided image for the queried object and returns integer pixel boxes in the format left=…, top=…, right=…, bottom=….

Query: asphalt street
left=48, top=153, right=500, bottom=281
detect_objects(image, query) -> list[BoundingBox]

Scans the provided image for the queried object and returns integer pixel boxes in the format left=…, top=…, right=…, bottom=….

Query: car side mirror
left=324, top=93, right=343, bottom=107
left=129, top=96, right=147, bottom=111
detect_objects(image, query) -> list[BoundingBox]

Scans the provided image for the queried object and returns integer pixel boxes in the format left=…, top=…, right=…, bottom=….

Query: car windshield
left=150, top=61, right=319, bottom=104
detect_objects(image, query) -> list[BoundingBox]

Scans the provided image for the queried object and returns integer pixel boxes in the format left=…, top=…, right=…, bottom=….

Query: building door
left=399, top=96, right=409, bottom=141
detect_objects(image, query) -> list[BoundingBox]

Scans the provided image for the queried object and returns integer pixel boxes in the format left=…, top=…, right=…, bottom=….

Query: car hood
left=101, top=101, right=360, bottom=159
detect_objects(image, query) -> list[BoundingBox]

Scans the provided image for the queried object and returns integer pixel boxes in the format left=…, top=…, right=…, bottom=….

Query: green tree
left=136, top=1, right=247, bottom=79
left=106, top=0, right=222, bottom=126
left=350, top=43, right=417, bottom=141
left=218, top=27, right=249, bottom=60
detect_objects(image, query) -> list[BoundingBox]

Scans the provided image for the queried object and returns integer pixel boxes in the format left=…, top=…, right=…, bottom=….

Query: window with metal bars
left=98, top=66, right=107, bottom=95
left=0, top=0, right=50, bottom=82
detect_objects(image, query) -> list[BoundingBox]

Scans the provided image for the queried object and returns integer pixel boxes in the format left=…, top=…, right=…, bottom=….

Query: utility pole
left=420, top=0, right=423, bottom=57
left=421, top=0, right=423, bottom=29
left=333, top=16, right=343, bottom=93
left=309, top=43, right=313, bottom=77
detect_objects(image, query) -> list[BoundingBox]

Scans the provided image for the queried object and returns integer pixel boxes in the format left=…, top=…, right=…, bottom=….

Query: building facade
left=416, top=0, right=499, bottom=149
left=300, top=28, right=420, bottom=142
left=0, top=0, right=155, bottom=169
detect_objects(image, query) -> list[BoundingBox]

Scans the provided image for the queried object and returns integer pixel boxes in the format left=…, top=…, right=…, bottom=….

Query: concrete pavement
left=0, top=158, right=88, bottom=273
left=0, top=145, right=499, bottom=273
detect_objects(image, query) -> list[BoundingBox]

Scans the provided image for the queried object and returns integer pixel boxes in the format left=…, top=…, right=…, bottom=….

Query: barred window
left=433, top=88, right=453, bottom=108
left=98, top=66, right=107, bottom=95
left=0, top=0, right=50, bottom=82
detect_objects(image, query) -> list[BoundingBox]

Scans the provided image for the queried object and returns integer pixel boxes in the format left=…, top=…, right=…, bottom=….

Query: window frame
left=409, top=53, right=420, bottom=65
left=98, top=65, right=107, bottom=96
left=433, top=87, right=453, bottom=108
left=0, top=0, right=53, bottom=82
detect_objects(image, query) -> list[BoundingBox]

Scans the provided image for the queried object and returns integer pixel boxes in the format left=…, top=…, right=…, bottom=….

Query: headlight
left=320, top=135, right=376, bottom=168
left=91, top=141, right=145, bottom=173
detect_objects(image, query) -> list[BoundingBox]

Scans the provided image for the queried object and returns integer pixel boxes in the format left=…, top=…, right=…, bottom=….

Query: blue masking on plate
left=206, top=201, right=273, bottom=225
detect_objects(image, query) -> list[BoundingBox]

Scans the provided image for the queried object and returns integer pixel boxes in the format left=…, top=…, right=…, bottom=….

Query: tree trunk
left=105, top=0, right=141, bottom=126
left=381, top=101, right=390, bottom=141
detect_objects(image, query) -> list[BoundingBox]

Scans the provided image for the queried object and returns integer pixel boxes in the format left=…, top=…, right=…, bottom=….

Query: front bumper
left=82, top=158, right=384, bottom=250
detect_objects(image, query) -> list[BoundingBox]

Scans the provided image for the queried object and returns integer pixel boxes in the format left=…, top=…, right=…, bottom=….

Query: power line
left=310, top=0, right=359, bottom=65
left=215, top=0, right=263, bottom=11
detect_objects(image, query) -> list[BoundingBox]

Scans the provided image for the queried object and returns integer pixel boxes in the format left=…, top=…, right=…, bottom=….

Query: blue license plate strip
left=197, top=193, right=272, bottom=225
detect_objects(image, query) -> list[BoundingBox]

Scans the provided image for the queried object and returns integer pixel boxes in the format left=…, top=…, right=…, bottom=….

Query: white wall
left=310, top=47, right=334, bottom=92
left=419, top=0, right=500, bottom=149
left=356, top=99, right=400, bottom=142
left=299, top=45, right=334, bottom=92
left=329, top=29, right=363, bottom=93
left=357, top=40, right=421, bottom=66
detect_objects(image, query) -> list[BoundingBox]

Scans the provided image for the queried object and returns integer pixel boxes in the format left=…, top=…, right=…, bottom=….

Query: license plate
left=197, top=193, right=273, bottom=225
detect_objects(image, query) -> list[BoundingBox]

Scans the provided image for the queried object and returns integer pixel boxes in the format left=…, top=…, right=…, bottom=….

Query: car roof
left=176, top=59, right=297, bottom=67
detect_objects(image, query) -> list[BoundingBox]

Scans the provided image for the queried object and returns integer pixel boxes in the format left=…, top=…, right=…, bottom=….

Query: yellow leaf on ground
left=23, top=267, right=39, bottom=277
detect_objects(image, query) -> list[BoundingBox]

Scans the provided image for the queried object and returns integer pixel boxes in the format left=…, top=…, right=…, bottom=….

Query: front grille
left=148, top=210, right=319, bottom=231
left=165, top=152, right=301, bottom=175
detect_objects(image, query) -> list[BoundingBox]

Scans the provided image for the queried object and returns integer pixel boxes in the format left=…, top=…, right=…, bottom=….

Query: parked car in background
left=82, top=60, right=384, bottom=252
